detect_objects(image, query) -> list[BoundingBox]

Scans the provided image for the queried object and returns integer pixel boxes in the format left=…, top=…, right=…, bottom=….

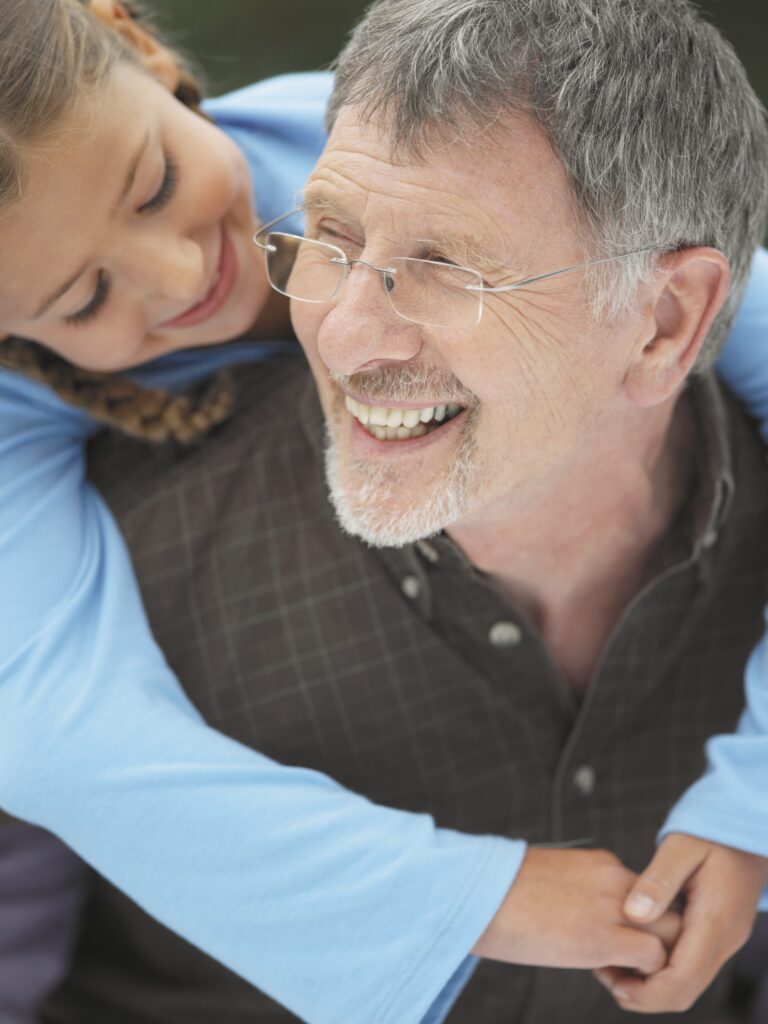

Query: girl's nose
left=124, top=233, right=207, bottom=305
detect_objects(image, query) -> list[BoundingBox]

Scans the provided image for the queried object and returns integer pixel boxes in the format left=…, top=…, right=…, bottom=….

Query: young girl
left=0, top=2, right=765, bottom=1022
left=0, top=3, right=522, bottom=1022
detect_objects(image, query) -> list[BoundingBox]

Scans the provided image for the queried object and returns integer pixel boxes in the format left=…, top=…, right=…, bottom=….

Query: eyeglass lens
left=264, top=233, right=483, bottom=329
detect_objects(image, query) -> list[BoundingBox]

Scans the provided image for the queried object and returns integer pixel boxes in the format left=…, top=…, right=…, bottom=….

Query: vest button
left=401, top=575, right=422, bottom=600
left=701, top=528, right=718, bottom=550
left=573, top=765, right=596, bottom=796
left=488, top=621, right=522, bottom=647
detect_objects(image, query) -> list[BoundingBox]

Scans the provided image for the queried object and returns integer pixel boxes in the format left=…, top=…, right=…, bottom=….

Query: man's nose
left=121, top=232, right=206, bottom=304
left=315, top=261, right=422, bottom=376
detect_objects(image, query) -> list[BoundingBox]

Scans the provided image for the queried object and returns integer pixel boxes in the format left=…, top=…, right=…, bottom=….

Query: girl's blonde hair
left=0, top=0, right=235, bottom=444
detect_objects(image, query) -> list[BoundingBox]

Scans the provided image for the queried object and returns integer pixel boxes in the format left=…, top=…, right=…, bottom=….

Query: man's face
left=292, top=109, right=642, bottom=546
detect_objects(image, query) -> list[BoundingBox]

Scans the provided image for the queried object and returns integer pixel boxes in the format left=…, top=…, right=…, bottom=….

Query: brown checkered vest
left=45, top=358, right=768, bottom=1024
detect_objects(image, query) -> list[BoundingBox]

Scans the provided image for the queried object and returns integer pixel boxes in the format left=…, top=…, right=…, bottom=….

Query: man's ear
left=624, top=248, right=730, bottom=408
left=88, top=0, right=181, bottom=93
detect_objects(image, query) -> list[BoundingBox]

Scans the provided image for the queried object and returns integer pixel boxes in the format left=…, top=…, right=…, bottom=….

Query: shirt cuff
left=380, top=835, right=526, bottom=1024
left=659, top=800, right=768, bottom=911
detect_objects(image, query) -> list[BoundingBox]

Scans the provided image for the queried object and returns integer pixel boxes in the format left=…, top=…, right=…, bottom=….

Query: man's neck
left=447, top=393, right=696, bottom=690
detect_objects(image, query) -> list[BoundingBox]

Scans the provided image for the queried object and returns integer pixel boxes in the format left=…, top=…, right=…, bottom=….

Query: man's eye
left=312, top=225, right=346, bottom=243
left=138, top=154, right=179, bottom=214
left=317, top=229, right=362, bottom=257
left=64, top=271, right=110, bottom=327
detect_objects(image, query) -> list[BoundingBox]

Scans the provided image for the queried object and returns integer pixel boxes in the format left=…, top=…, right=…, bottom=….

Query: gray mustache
left=331, top=365, right=476, bottom=406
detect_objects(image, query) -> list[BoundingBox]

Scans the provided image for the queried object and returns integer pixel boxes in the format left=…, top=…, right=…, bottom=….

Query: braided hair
left=0, top=0, right=236, bottom=444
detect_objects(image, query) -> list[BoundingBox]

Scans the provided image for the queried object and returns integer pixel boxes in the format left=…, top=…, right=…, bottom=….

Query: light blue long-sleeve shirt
left=2, top=70, right=768, bottom=1024
left=661, top=247, right=768, bottom=911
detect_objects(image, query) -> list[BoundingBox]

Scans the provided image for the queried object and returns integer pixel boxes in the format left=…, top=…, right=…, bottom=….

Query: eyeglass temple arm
left=252, top=207, right=305, bottom=248
left=471, top=246, right=669, bottom=294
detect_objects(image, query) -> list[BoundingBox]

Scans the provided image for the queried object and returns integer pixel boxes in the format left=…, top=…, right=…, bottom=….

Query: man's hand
left=472, top=847, right=682, bottom=973
left=594, top=834, right=768, bottom=1014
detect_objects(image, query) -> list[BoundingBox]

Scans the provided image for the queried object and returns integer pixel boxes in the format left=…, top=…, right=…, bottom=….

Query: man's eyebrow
left=32, top=131, right=150, bottom=320
left=418, top=233, right=515, bottom=275
left=302, top=189, right=517, bottom=273
left=301, top=188, right=521, bottom=275
left=300, top=189, right=354, bottom=220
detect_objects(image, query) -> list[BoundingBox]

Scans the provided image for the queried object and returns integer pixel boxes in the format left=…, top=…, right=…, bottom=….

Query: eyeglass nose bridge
left=329, top=255, right=399, bottom=297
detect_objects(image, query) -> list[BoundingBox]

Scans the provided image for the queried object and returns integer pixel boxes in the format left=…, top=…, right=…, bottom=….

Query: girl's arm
left=0, top=369, right=522, bottom=1024
left=608, top=247, right=768, bottom=1016
left=658, top=246, right=768, bottom=876
left=715, top=247, right=768, bottom=438
left=659, top=630, right=768, bottom=872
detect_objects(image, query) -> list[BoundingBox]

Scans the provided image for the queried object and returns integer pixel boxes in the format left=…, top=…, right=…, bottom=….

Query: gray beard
left=323, top=413, right=479, bottom=548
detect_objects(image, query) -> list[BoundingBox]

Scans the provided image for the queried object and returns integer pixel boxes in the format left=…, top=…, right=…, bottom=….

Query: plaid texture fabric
left=44, top=357, right=768, bottom=1024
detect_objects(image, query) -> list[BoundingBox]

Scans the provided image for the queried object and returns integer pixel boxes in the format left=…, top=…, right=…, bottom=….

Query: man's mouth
left=344, top=395, right=465, bottom=440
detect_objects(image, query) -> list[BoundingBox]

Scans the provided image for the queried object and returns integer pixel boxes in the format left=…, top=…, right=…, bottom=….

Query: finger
left=624, top=834, right=706, bottom=924
left=647, top=908, right=684, bottom=953
left=593, top=966, right=629, bottom=992
left=611, top=911, right=723, bottom=1013
left=611, top=928, right=668, bottom=975
left=592, top=913, right=683, bottom=1006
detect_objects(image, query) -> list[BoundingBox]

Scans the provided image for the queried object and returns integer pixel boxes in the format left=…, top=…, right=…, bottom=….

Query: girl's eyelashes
left=137, top=153, right=179, bottom=214
left=63, top=153, right=178, bottom=328
left=65, top=271, right=110, bottom=326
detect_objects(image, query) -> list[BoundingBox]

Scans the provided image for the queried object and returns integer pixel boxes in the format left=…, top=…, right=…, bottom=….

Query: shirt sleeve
left=661, top=250, right=768, bottom=908
left=0, top=369, right=524, bottom=1023
left=716, top=247, right=768, bottom=437
left=659, top=629, right=768, bottom=910
left=203, top=72, right=333, bottom=231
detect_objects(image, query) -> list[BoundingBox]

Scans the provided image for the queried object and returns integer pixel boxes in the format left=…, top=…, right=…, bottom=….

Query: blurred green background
left=152, top=1, right=768, bottom=104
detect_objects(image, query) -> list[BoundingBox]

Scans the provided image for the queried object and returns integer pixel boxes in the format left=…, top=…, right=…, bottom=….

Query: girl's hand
left=594, top=834, right=768, bottom=1014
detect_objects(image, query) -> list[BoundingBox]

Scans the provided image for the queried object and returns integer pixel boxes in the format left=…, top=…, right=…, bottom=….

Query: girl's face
left=0, top=61, right=272, bottom=371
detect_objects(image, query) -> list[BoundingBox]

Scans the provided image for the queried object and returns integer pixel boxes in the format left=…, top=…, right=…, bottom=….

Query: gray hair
left=329, top=0, right=768, bottom=368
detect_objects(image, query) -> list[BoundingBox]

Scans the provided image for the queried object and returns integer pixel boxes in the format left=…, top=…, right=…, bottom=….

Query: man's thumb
left=623, top=834, right=705, bottom=924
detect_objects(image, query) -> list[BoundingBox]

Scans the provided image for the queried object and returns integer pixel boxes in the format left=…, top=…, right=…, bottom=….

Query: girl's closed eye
left=65, top=271, right=110, bottom=327
left=64, top=154, right=180, bottom=327
left=138, top=152, right=179, bottom=214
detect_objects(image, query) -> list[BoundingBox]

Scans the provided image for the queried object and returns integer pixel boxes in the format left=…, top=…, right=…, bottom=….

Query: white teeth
left=345, top=394, right=464, bottom=441
left=364, top=421, right=430, bottom=442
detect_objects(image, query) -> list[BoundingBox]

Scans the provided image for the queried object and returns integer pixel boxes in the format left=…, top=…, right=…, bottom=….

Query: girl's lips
left=159, top=229, right=238, bottom=329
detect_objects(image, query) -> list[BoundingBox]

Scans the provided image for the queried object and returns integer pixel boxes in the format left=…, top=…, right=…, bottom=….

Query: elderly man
left=40, top=0, right=768, bottom=1021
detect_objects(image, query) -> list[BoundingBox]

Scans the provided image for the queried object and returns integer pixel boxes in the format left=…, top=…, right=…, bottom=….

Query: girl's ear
left=88, top=0, right=181, bottom=92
